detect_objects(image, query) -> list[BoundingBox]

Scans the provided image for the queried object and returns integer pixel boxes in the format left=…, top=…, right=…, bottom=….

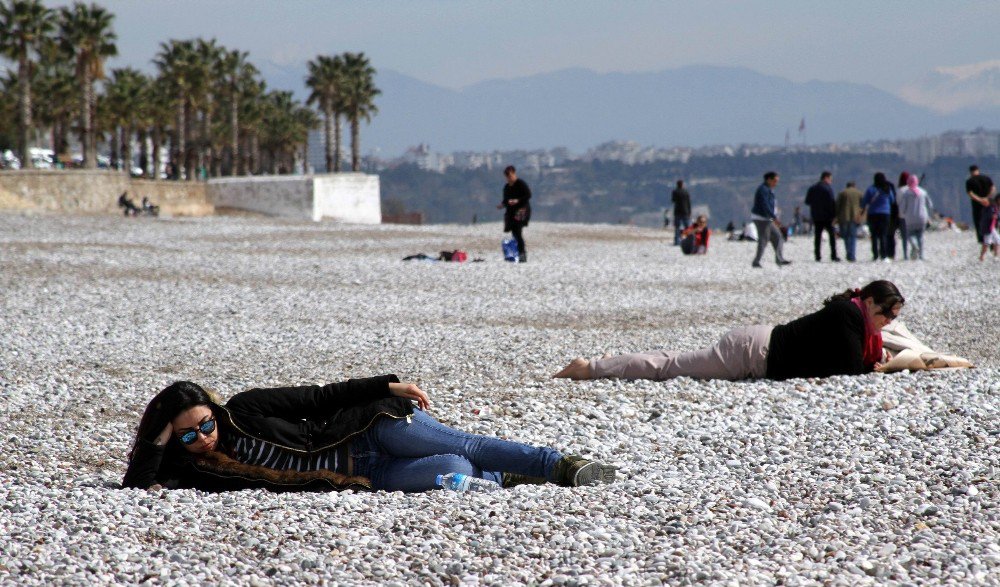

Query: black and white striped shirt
left=231, top=435, right=348, bottom=473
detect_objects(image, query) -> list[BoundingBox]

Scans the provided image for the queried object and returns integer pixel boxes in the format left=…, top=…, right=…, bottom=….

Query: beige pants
left=591, top=325, right=774, bottom=381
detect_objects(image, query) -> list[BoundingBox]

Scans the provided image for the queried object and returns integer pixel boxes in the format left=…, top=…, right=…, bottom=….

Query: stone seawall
left=207, top=173, right=381, bottom=223
left=0, top=170, right=213, bottom=216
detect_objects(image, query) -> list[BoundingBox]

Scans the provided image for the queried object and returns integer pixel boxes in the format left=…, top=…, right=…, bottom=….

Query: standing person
left=966, top=165, right=995, bottom=244
left=671, top=180, right=692, bottom=246
left=498, top=166, right=531, bottom=263
left=805, top=171, right=840, bottom=262
left=750, top=171, right=792, bottom=268
left=972, top=191, right=1000, bottom=261
left=898, top=174, right=934, bottom=260
left=861, top=172, right=896, bottom=261
left=894, top=172, right=912, bottom=259
left=836, top=181, right=863, bottom=262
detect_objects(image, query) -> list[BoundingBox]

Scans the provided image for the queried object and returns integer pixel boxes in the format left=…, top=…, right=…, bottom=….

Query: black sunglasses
left=177, top=418, right=217, bottom=445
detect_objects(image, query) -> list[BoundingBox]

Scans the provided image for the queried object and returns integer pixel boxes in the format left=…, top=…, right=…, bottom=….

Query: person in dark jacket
left=123, top=375, right=615, bottom=493
left=498, top=165, right=531, bottom=263
left=750, top=171, right=792, bottom=268
left=805, top=171, right=840, bottom=262
left=861, top=173, right=896, bottom=261
left=554, top=281, right=904, bottom=382
left=671, top=180, right=692, bottom=246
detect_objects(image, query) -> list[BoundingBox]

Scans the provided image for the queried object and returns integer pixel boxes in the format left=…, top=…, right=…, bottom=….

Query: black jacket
left=672, top=188, right=691, bottom=218
left=765, top=300, right=869, bottom=380
left=502, top=178, right=532, bottom=230
left=122, top=375, right=412, bottom=492
left=805, top=181, right=837, bottom=222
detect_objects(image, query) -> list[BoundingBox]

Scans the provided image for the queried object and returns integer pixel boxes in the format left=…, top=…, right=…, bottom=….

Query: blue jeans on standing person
left=905, top=225, right=925, bottom=260
left=674, top=216, right=691, bottom=246
left=840, top=221, right=858, bottom=261
left=349, top=409, right=564, bottom=492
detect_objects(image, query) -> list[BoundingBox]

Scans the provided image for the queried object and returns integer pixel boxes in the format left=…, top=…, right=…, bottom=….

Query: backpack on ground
left=501, top=238, right=519, bottom=262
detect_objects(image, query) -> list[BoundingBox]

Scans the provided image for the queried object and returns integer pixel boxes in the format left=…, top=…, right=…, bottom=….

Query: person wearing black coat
left=555, top=281, right=904, bottom=382
left=499, top=165, right=532, bottom=263
left=804, top=171, right=840, bottom=262
left=123, top=375, right=615, bottom=493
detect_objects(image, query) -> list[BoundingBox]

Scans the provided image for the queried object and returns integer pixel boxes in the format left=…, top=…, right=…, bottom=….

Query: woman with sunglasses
left=554, top=280, right=904, bottom=382
left=122, top=376, right=616, bottom=493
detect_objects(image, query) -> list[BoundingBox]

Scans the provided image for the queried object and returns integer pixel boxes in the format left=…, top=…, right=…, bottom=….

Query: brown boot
left=501, top=473, right=547, bottom=488
left=551, top=455, right=617, bottom=487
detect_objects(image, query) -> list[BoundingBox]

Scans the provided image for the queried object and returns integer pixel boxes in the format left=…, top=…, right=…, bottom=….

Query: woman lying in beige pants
left=554, top=280, right=904, bottom=382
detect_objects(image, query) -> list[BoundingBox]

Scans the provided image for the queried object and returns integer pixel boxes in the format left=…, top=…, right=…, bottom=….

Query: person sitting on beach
left=123, top=375, right=616, bottom=493
left=117, top=191, right=140, bottom=216
left=680, top=215, right=710, bottom=255
left=554, top=280, right=904, bottom=382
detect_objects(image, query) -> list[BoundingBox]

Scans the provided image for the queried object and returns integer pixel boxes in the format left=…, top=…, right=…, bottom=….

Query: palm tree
left=217, top=48, right=256, bottom=176
left=305, top=54, right=345, bottom=173
left=104, top=67, right=148, bottom=174
left=154, top=39, right=197, bottom=179
left=58, top=1, right=117, bottom=169
left=0, top=0, right=55, bottom=168
left=340, top=52, right=380, bottom=172
left=34, top=40, right=77, bottom=164
left=147, top=75, right=175, bottom=179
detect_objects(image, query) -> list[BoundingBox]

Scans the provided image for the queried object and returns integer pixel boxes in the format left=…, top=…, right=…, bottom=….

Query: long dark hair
left=825, top=280, right=905, bottom=311
left=128, top=381, right=223, bottom=462
left=873, top=172, right=893, bottom=194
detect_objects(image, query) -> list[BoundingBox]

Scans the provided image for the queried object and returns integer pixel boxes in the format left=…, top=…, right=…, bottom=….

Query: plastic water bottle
left=435, top=472, right=501, bottom=493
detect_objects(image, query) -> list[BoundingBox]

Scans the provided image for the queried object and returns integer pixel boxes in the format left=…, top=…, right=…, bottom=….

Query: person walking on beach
left=966, top=165, right=995, bottom=244
left=861, top=173, right=895, bottom=261
left=805, top=171, right=839, bottom=262
left=499, top=165, right=531, bottom=263
left=836, top=181, right=863, bottom=262
left=750, top=171, right=791, bottom=268
left=671, top=180, right=692, bottom=246
left=898, top=174, right=933, bottom=260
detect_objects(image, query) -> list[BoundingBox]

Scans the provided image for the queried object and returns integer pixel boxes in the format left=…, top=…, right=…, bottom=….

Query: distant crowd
left=666, top=164, right=999, bottom=263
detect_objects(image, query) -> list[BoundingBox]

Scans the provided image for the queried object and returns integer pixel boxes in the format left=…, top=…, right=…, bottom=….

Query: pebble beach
left=1, top=213, right=998, bottom=585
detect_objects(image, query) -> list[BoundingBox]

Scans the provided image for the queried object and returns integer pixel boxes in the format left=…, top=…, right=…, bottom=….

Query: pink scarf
left=851, top=297, right=883, bottom=368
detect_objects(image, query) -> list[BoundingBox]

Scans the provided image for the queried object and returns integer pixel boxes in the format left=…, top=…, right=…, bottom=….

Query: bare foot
left=553, top=357, right=592, bottom=380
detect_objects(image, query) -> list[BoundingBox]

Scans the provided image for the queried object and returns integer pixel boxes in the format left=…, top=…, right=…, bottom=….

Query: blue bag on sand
left=502, top=237, right=519, bottom=262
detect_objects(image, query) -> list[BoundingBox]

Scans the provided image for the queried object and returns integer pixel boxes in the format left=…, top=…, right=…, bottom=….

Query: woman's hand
left=873, top=362, right=886, bottom=373
left=154, top=422, right=173, bottom=446
left=389, top=382, right=430, bottom=410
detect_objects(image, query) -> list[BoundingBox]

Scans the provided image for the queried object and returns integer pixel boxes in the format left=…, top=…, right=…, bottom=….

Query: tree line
left=0, top=0, right=379, bottom=178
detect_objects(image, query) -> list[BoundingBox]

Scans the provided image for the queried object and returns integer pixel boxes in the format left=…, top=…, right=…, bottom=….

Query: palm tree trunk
left=350, top=115, right=360, bottom=171
left=82, top=68, right=96, bottom=169
left=175, top=95, right=185, bottom=180
left=109, top=127, right=119, bottom=170
left=333, top=114, right=342, bottom=172
left=323, top=107, right=333, bottom=173
left=250, top=132, right=259, bottom=175
left=151, top=126, right=161, bottom=181
left=17, top=58, right=33, bottom=168
left=229, top=91, right=239, bottom=176
left=184, top=103, right=196, bottom=180
left=122, top=126, right=133, bottom=175
left=138, top=128, right=149, bottom=177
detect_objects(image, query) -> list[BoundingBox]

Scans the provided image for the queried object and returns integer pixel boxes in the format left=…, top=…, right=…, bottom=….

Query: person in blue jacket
left=861, top=172, right=896, bottom=261
left=750, top=171, right=792, bottom=268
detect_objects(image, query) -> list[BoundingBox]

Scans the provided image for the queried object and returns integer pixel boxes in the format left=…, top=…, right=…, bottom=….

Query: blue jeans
left=905, top=226, right=924, bottom=260
left=868, top=214, right=890, bottom=260
left=840, top=221, right=857, bottom=261
left=350, top=410, right=563, bottom=492
left=674, top=216, right=691, bottom=246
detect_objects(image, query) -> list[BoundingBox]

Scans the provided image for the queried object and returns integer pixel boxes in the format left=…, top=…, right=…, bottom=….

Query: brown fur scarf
left=192, top=450, right=372, bottom=491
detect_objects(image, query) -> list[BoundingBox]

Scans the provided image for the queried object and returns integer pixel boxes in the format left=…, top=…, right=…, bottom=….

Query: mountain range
left=260, top=62, right=1000, bottom=157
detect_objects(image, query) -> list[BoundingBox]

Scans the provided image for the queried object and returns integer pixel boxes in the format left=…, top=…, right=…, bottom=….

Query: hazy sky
left=68, top=1, right=999, bottom=94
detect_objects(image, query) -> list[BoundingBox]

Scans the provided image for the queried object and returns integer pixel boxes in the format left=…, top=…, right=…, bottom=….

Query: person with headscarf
left=898, top=174, right=934, bottom=260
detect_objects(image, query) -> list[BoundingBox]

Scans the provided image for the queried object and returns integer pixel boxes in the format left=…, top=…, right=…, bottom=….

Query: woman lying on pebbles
left=554, top=280, right=904, bottom=382
left=123, top=376, right=616, bottom=493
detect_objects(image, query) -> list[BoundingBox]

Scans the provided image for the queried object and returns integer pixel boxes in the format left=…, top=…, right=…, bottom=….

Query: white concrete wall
left=206, top=174, right=381, bottom=224
left=313, top=174, right=381, bottom=224
left=208, top=176, right=313, bottom=219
